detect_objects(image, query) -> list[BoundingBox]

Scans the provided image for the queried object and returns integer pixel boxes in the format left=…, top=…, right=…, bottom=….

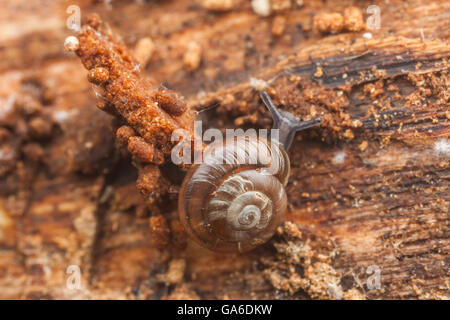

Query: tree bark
left=0, top=0, right=448, bottom=299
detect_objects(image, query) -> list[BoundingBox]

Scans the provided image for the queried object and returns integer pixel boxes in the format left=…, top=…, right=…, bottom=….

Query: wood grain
left=0, top=0, right=448, bottom=299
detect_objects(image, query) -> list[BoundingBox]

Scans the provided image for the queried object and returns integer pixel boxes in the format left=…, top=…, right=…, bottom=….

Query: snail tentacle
left=260, top=90, right=322, bottom=150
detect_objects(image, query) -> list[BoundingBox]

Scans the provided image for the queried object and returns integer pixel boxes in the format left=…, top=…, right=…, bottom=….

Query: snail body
left=178, top=91, right=321, bottom=253
left=179, top=135, right=289, bottom=253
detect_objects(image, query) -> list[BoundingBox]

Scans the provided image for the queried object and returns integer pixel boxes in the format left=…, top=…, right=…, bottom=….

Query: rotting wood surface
left=0, top=0, right=448, bottom=299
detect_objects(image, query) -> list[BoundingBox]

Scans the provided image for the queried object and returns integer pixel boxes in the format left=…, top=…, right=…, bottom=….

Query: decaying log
left=0, top=0, right=448, bottom=299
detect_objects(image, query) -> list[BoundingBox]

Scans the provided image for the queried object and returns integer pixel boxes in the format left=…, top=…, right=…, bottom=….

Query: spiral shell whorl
left=179, top=136, right=289, bottom=253
left=209, top=173, right=274, bottom=239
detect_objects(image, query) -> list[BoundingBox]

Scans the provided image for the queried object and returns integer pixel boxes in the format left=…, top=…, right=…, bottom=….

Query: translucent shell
left=178, top=135, right=289, bottom=253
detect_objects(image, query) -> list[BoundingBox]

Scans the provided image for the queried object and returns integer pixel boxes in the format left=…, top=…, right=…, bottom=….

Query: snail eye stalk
left=260, top=90, right=322, bottom=150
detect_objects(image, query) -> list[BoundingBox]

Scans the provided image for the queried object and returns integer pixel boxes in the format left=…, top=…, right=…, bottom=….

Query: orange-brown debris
left=72, top=14, right=195, bottom=159
left=272, top=16, right=286, bottom=36
left=28, top=116, right=53, bottom=140
left=149, top=214, right=171, bottom=249
left=116, top=125, right=136, bottom=147
left=343, top=7, right=365, bottom=32
left=170, top=220, right=187, bottom=250
left=183, top=41, right=202, bottom=71
left=201, top=0, right=237, bottom=11
left=87, top=67, right=110, bottom=85
left=314, top=7, right=365, bottom=34
left=313, top=12, right=344, bottom=34
left=136, top=164, right=163, bottom=196
left=155, top=87, right=188, bottom=117
left=128, top=136, right=164, bottom=165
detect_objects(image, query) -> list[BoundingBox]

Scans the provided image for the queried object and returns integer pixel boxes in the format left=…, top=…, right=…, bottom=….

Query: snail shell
left=178, top=135, right=289, bottom=253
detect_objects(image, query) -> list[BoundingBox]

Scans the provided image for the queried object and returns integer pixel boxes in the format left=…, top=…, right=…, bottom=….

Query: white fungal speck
left=43, top=265, right=52, bottom=278
left=251, top=0, right=271, bottom=17
left=197, top=90, right=207, bottom=99
left=0, top=95, right=15, bottom=121
left=250, top=77, right=268, bottom=91
left=363, top=32, right=372, bottom=39
left=64, top=36, right=79, bottom=52
left=0, top=148, right=14, bottom=161
left=433, top=138, right=450, bottom=157
left=52, top=109, right=79, bottom=124
left=332, top=151, right=347, bottom=164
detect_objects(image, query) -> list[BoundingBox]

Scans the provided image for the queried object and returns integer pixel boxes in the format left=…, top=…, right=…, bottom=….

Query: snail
left=178, top=91, right=321, bottom=253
